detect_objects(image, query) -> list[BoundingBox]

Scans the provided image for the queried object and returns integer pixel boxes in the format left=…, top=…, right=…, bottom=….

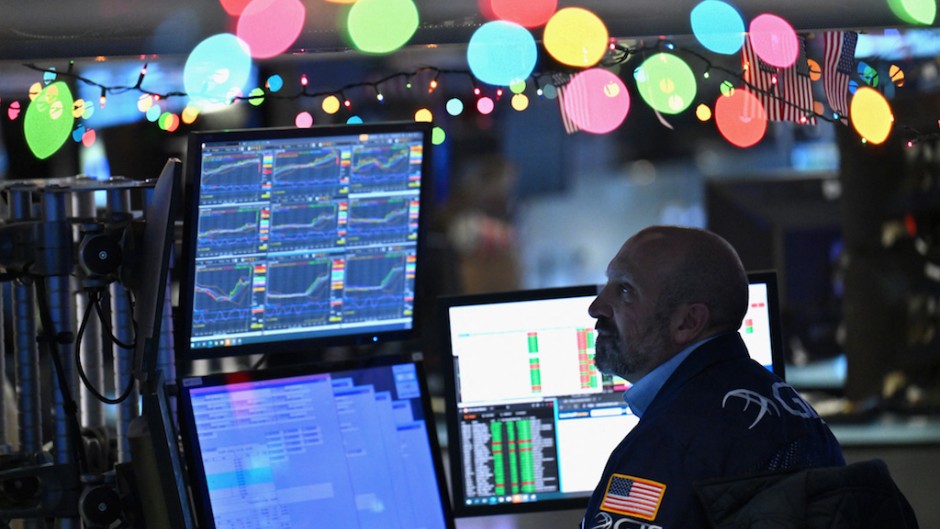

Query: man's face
left=588, top=236, right=677, bottom=383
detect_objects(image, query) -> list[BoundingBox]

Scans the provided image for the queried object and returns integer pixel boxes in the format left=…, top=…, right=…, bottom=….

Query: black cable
left=74, top=289, right=136, bottom=405
left=91, top=291, right=136, bottom=350
left=33, top=276, right=89, bottom=475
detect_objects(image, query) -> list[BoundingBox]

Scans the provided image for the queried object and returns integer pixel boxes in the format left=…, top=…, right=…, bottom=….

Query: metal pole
left=0, top=281, right=6, bottom=453
left=40, top=189, right=80, bottom=529
left=9, top=185, right=43, bottom=456
left=72, top=191, right=106, bottom=430
left=40, top=189, right=76, bottom=468
left=8, top=185, right=47, bottom=529
left=107, top=188, right=138, bottom=463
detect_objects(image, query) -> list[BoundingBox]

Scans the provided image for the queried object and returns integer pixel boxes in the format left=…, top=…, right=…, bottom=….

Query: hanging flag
left=823, top=31, right=858, bottom=119
left=742, top=36, right=781, bottom=121
left=742, top=36, right=815, bottom=124
left=553, top=73, right=582, bottom=134
left=777, top=36, right=816, bottom=124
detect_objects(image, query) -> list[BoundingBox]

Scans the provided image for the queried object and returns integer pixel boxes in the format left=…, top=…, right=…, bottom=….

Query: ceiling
left=0, top=0, right=923, bottom=61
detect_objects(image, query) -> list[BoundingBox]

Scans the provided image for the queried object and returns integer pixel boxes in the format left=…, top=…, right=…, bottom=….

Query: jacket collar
left=641, top=332, right=750, bottom=417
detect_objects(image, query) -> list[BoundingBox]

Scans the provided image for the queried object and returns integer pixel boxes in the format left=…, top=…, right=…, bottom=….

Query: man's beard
left=593, top=311, right=672, bottom=382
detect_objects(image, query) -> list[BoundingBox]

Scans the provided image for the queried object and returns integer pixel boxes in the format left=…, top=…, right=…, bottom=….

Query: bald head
left=589, top=226, right=749, bottom=381
left=627, top=226, right=748, bottom=335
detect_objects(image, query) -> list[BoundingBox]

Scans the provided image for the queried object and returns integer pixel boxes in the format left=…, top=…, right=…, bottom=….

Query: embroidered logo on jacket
left=722, top=389, right=780, bottom=429
left=723, top=382, right=819, bottom=428
left=772, top=382, right=819, bottom=419
left=586, top=511, right=664, bottom=529
left=599, top=474, right=666, bottom=521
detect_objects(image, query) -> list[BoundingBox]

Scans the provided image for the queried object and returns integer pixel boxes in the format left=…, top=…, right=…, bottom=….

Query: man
left=583, top=226, right=845, bottom=529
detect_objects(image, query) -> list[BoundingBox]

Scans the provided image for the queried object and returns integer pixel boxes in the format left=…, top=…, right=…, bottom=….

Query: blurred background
left=1, top=1, right=939, bottom=527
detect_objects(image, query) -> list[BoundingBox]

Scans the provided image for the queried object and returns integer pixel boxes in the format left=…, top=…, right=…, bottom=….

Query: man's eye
left=620, top=284, right=633, bottom=296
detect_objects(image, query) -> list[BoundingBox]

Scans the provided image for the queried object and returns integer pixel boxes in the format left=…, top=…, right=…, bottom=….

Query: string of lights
left=12, top=36, right=932, bottom=146
left=22, top=62, right=188, bottom=108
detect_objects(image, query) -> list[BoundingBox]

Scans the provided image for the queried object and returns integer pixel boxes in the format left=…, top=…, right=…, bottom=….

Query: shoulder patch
left=599, top=473, right=666, bottom=521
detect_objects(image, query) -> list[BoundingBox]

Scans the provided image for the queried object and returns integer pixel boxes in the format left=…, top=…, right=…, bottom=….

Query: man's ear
left=672, top=303, right=710, bottom=345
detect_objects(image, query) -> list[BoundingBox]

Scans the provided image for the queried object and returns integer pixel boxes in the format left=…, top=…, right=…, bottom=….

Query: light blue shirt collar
left=624, top=336, right=717, bottom=418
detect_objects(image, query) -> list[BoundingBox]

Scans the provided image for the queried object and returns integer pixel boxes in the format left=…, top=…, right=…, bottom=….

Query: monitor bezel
left=437, top=284, right=601, bottom=517
left=177, top=352, right=456, bottom=529
left=136, top=372, right=197, bottom=529
left=745, top=270, right=786, bottom=380
left=177, top=121, right=433, bottom=361
left=133, top=158, right=182, bottom=385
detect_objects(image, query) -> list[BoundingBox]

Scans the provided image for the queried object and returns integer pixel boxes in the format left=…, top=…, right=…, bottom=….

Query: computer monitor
left=741, top=271, right=786, bottom=378
left=438, top=273, right=784, bottom=517
left=132, top=157, right=182, bottom=383
left=130, top=372, right=197, bottom=529
left=177, top=353, right=455, bottom=529
left=178, top=121, right=432, bottom=360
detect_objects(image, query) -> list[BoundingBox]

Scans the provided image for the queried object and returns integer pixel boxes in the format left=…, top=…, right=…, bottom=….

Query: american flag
left=599, top=474, right=666, bottom=521
left=742, top=36, right=815, bottom=124
left=554, top=73, right=582, bottom=134
left=742, top=36, right=780, bottom=121
left=823, top=31, right=858, bottom=119
left=776, top=36, right=816, bottom=124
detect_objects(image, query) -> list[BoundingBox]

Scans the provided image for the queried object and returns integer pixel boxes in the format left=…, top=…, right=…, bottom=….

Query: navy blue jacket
left=697, top=459, right=918, bottom=529
left=581, top=332, right=845, bottom=529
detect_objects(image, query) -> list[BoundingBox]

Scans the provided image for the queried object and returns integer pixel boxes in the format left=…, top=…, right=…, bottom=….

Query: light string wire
left=15, top=37, right=925, bottom=143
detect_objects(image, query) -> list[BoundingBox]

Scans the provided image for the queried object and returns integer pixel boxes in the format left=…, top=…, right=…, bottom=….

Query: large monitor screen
left=177, top=354, right=455, bottom=529
left=178, top=122, right=431, bottom=360
left=438, top=274, right=783, bottom=517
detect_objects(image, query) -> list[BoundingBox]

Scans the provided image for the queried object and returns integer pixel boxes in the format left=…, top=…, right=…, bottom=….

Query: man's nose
left=588, top=291, right=608, bottom=319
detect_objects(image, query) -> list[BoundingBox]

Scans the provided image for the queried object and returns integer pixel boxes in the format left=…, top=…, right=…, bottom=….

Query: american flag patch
left=599, top=474, right=666, bottom=521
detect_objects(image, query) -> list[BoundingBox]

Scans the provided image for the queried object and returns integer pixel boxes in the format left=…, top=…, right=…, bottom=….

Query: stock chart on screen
left=180, top=123, right=430, bottom=359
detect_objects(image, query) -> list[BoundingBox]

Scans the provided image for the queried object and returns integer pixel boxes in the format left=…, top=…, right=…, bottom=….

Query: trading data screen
left=182, top=124, right=428, bottom=357
left=180, top=359, right=453, bottom=529
left=441, top=287, right=635, bottom=516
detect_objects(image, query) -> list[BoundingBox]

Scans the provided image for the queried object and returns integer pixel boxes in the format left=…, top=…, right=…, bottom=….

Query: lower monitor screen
left=178, top=355, right=455, bottom=529
left=439, top=275, right=783, bottom=516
